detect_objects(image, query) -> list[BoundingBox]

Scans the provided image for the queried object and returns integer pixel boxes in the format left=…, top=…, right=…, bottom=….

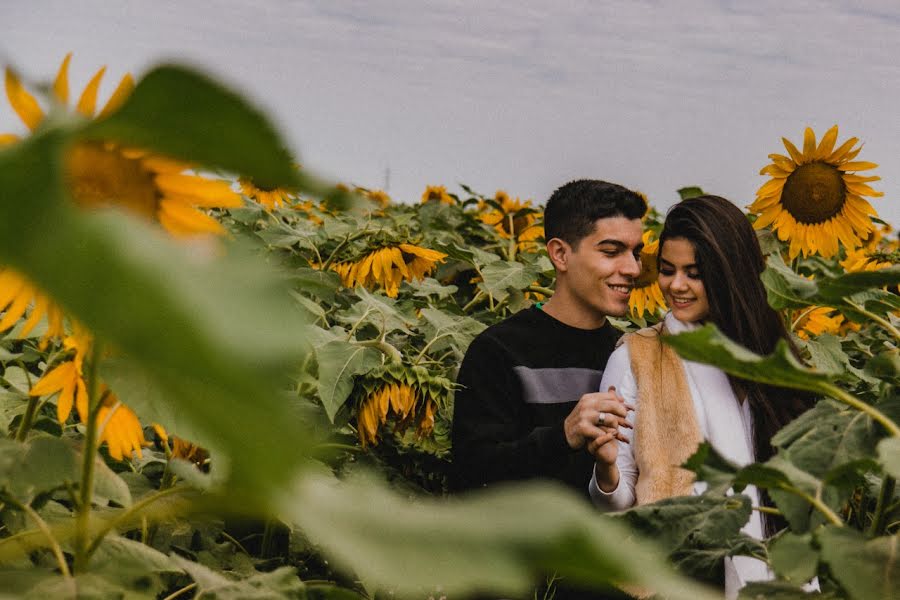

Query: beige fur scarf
left=625, top=324, right=703, bottom=505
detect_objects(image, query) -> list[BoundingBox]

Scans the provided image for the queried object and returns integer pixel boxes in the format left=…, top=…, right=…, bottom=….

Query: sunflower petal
left=5, top=68, right=44, bottom=130
left=839, top=161, right=878, bottom=172
left=98, top=73, right=134, bottom=119
left=815, top=125, right=838, bottom=159
left=782, top=137, right=804, bottom=164
left=30, top=361, right=76, bottom=397
left=76, top=67, right=107, bottom=117
left=802, top=127, right=816, bottom=157
left=51, top=53, right=73, bottom=105
left=157, top=199, right=225, bottom=236
left=827, top=137, right=859, bottom=163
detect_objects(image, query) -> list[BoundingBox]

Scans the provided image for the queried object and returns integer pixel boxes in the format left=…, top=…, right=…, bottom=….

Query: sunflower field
left=0, top=57, right=897, bottom=599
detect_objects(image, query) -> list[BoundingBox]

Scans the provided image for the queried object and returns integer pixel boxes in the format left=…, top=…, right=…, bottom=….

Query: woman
left=588, top=195, right=814, bottom=598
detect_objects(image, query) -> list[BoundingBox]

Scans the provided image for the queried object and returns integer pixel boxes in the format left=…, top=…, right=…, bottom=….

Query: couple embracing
left=451, top=180, right=814, bottom=599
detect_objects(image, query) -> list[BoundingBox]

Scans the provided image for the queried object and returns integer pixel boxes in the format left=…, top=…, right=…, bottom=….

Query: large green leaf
left=315, top=341, right=383, bottom=422
left=767, top=532, right=818, bottom=585
left=80, top=65, right=297, bottom=192
left=172, top=556, right=306, bottom=599
left=817, top=527, right=899, bottom=600
left=0, top=132, right=312, bottom=497
left=479, top=260, right=540, bottom=302
left=418, top=308, right=486, bottom=359
left=614, top=494, right=763, bottom=582
left=0, top=436, right=78, bottom=504
left=662, top=324, right=831, bottom=393
left=763, top=254, right=900, bottom=313
left=285, top=473, right=720, bottom=600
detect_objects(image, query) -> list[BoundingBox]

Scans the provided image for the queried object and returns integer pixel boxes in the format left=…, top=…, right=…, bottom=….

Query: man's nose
left=622, top=254, right=641, bottom=277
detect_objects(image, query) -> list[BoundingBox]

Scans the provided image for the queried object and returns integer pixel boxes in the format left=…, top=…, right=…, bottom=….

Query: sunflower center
left=780, top=162, right=847, bottom=224
left=64, top=142, right=159, bottom=220
left=633, top=252, right=659, bottom=289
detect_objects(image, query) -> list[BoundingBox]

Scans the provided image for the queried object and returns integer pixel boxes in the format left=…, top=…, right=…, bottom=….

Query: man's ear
left=546, top=238, right=571, bottom=273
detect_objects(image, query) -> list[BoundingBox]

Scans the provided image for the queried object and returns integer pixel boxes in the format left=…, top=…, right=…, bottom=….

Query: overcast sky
left=3, top=0, right=898, bottom=226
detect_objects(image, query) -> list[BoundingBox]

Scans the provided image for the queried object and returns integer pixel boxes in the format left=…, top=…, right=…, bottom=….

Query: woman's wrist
left=594, top=462, right=620, bottom=493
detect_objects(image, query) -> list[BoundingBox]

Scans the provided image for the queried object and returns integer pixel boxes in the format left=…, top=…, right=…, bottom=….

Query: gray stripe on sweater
left=513, top=366, right=604, bottom=404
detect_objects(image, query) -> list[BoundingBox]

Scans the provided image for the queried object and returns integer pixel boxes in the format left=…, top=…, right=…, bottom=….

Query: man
left=451, top=179, right=646, bottom=497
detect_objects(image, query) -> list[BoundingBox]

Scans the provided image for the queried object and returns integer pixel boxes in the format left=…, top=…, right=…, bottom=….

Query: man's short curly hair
left=543, top=180, right=646, bottom=247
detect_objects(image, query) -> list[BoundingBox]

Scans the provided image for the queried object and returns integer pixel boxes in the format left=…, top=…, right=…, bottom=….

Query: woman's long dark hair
left=659, top=195, right=814, bottom=535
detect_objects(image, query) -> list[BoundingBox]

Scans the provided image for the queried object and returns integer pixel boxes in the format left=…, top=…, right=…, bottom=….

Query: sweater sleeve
left=589, top=344, right=638, bottom=509
left=450, top=333, right=573, bottom=491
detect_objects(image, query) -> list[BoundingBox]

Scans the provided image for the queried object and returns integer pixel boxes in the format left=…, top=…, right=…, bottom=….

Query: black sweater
left=451, top=307, right=620, bottom=497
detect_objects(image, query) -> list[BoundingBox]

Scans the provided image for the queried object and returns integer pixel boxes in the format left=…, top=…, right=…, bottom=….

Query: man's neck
left=540, top=295, right=608, bottom=330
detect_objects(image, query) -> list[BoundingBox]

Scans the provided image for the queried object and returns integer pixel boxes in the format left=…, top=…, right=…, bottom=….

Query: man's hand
left=563, top=386, right=633, bottom=450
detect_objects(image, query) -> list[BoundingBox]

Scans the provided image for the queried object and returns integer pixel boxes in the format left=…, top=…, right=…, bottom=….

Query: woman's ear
left=546, top=238, right=570, bottom=273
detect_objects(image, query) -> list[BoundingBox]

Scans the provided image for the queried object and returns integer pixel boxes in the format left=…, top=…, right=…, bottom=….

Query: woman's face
left=657, top=237, right=710, bottom=323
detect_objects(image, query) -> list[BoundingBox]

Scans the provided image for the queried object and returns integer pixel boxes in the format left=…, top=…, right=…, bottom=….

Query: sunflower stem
left=74, top=339, right=103, bottom=573
left=527, top=285, right=554, bottom=298
left=8, top=497, right=71, bottom=578
left=781, top=484, right=844, bottom=527
left=507, top=213, right=517, bottom=262
left=414, top=332, right=456, bottom=365
left=321, top=231, right=369, bottom=272
left=462, top=290, right=486, bottom=313
left=15, top=396, right=41, bottom=442
left=820, top=382, right=900, bottom=437
left=869, top=476, right=896, bottom=537
left=84, top=485, right=185, bottom=560
left=845, top=300, right=900, bottom=345
left=354, top=338, right=402, bottom=364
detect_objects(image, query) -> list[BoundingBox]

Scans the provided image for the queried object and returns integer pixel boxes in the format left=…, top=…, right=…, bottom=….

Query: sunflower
left=239, top=177, right=294, bottom=211
left=28, top=325, right=145, bottom=461
left=0, top=268, right=65, bottom=347
left=841, top=225, right=898, bottom=272
left=750, top=125, right=883, bottom=259
left=362, top=188, right=391, bottom=209
left=480, top=191, right=544, bottom=251
left=1, top=55, right=242, bottom=345
left=792, top=306, right=845, bottom=340
left=152, top=424, right=208, bottom=467
left=629, top=231, right=667, bottom=318
left=421, top=185, right=455, bottom=205
left=357, top=381, right=419, bottom=447
left=330, top=243, right=447, bottom=297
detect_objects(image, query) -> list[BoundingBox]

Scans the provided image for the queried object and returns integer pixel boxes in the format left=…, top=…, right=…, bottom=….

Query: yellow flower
left=629, top=231, right=667, bottom=318
left=750, top=125, right=883, bottom=259
left=4, top=54, right=242, bottom=236
left=841, top=225, right=897, bottom=272
left=792, top=306, right=845, bottom=340
left=357, top=381, right=419, bottom=447
left=239, top=177, right=294, bottom=210
left=0, top=268, right=65, bottom=347
left=29, top=326, right=145, bottom=461
left=2, top=55, right=242, bottom=346
left=421, top=185, right=455, bottom=205
left=480, top=191, right=544, bottom=251
left=153, top=424, right=208, bottom=466
left=363, top=188, right=391, bottom=208
left=331, top=243, right=447, bottom=297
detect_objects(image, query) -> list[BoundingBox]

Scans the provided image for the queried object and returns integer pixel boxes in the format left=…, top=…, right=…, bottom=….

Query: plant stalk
left=12, top=499, right=71, bottom=578
left=74, top=340, right=103, bottom=573
left=845, top=300, right=900, bottom=345
left=820, top=382, right=900, bottom=437
left=15, top=395, right=41, bottom=442
left=868, top=476, right=896, bottom=536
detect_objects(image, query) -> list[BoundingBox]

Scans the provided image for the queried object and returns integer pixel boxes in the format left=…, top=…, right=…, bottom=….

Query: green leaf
left=81, top=65, right=297, bottom=191
left=768, top=532, right=818, bottom=585
left=89, top=534, right=180, bottom=577
left=0, top=436, right=78, bottom=504
left=172, top=556, right=306, bottom=600
left=771, top=400, right=876, bottom=482
left=91, top=453, right=133, bottom=508
left=409, top=277, right=458, bottom=299
left=418, top=308, right=486, bottom=359
left=662, top=324, right=831, bottom=393
left=286, top=472, right=720, bottom=600
left=0, top=132, right=313, bottom=498
left=734, top=457, right=830, bottom=533
left=738, top=581, right=836, bottom=599
left=289, top=267, right=342, bottom=304
left=681, top=442, right=740, bottom=496
left=335, top=288, right=417, bottom=335
left=315, top=341, right=383, bottom=422
left=877, top=437, right=900, bottom=479
left=818, top=527, right=899, bottom=600
left=479, top=260, right=539, bottom=302
left=614, top=493, right=763, bottom=581
left=803, top=335, right=877, bottom=385
left=2, top=366, right=31, bottom=396
left=677, top=186, right=705, bottom=200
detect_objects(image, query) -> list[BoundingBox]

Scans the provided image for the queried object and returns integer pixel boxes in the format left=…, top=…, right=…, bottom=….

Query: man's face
left=562, top=216, right=644, bottom=320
